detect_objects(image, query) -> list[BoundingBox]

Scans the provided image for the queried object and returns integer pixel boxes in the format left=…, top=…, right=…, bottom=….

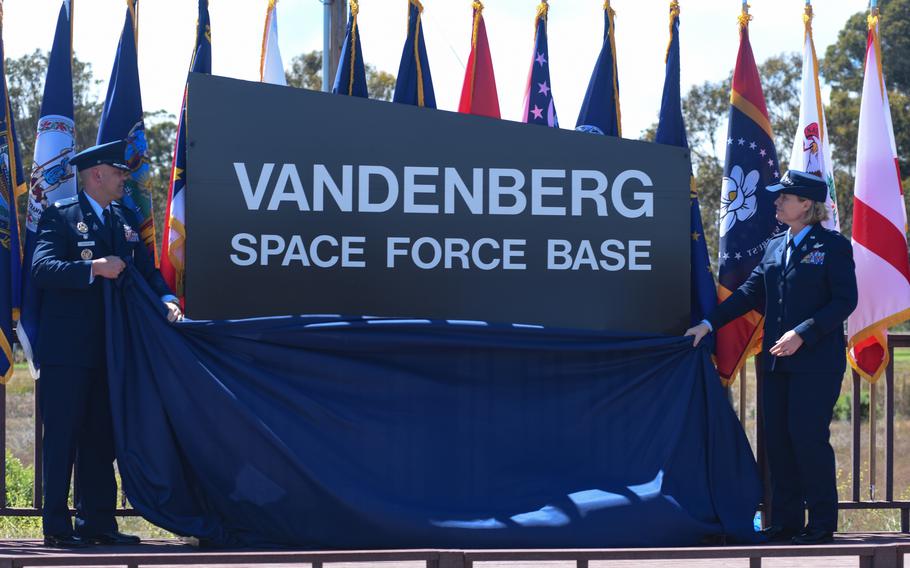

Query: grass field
left=4, top=353, right=910, bottom=537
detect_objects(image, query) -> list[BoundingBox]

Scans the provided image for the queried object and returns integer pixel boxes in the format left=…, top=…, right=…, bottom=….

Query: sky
left=3, top=0, right=870, bottom=141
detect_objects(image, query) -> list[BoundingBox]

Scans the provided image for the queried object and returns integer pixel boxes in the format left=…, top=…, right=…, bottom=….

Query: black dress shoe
left=792, top=528, right=834, bottom=545
left=79, top=531, right=141, bottom=545
left=759, top=525, right=802, bottom=542
left=44, top=534, right=88, bottom=548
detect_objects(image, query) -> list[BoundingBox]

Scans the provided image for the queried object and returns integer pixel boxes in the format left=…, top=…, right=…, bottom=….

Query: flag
left=714, top=7, right=784, bottom=385
left=457, top=1, right=499, bottom=118
left=847, top=6, right=910, bottom=383
left=161, top=0, right=211, bottom=302
left=97, top=0, right=157, bottom=261
left=18, top=0, right=76, bottom=376
left=0, top=5, right=26, bottom=384
left=332, top=0, right=367, bottom=97
left=523, top=1, right=557, bottom=127
left=655, top=1, right=714, bottom=327
left=576, top=0, right=620, bottom=136
left=788, top=2, right=838, bottom=230
left=393, top=0, right=435, bottom=108
left=260, top=0, right=286, bottom=86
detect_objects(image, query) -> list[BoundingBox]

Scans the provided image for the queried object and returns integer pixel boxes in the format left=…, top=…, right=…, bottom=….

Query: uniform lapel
left=784, top=224, right=820, bottom=274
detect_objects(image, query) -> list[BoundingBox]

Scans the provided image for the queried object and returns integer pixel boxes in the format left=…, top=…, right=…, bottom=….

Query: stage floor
left=2, top=534, right=910, bottom=568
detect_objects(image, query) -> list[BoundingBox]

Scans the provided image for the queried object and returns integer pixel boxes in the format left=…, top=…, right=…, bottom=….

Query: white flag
left=788, top=4, right=838, bottom=230
left=260, top=0, right=287, bottom=86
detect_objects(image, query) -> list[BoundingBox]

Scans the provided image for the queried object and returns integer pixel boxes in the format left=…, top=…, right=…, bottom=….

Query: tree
left=285, top=50, right=396, bottom=101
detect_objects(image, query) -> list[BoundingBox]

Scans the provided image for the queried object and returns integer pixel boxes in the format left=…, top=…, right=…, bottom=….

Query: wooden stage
left=2, top=534, right=910, bottom=568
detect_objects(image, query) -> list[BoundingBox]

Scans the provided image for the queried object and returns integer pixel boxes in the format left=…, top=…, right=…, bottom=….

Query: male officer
left=686, top=170, right=857, bottom=545
left=32, top=139, right=181, bottom=548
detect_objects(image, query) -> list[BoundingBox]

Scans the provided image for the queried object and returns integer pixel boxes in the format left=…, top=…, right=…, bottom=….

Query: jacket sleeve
left=792, top=235, right=858, bottom=346
left=707, top=256, right=767, bottom=331
left=31, top=206, right=93, bottom=289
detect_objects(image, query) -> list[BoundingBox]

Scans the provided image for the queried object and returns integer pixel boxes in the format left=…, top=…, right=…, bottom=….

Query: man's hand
left=165, top=301, right=183, bottom=323
left=684, top=322, right=711, bottom=347
left=91, top=256, right=125, bottom=280
left=769, top=330, right=804, bottom=357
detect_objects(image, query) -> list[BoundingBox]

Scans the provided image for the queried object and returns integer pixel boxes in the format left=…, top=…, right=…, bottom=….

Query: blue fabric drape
left=105, top=268, right=761, bottom=548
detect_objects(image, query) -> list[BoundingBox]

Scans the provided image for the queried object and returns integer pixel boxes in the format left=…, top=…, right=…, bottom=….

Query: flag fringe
left=848, top=307, right=910, bottom=383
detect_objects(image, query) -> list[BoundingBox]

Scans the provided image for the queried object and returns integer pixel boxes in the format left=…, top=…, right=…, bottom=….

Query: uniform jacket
left=708, top=224, right=858, bottom=374
left=31, top=191, right=172, bottom=368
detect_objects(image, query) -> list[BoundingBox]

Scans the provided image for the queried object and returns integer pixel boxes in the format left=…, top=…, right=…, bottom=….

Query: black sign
left=185, top=74, right=692, bottom=333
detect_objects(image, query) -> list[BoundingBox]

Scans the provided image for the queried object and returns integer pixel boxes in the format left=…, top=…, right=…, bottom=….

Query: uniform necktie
left=786, top=237, right=797, bottom=265
left=103, top=208, right=115, bottom=243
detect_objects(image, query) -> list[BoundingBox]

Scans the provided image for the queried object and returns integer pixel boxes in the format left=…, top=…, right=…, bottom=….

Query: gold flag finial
left=738, top=2, right=752, bottom=29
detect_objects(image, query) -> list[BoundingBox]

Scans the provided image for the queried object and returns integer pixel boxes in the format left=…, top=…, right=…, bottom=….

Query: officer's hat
left=765, top=169, right=827, bottom=202
left=69, top=139, right=130, bottom=172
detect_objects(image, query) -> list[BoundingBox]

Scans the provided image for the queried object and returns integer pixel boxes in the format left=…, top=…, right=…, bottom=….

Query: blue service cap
left=69, top=139, right=130, bottom=172
left=765, top=169, right=827, bottom=202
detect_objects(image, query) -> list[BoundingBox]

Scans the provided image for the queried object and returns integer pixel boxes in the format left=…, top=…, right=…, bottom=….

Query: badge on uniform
left=123, top=224, right=139, bottom=243
left=802, top=251, right=825, bottom=265
left=80, top=248, right=93, bottom=260
left=76, top=221, right=89, bottom=234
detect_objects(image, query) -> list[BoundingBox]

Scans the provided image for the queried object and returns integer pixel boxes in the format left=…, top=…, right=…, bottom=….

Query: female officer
left=685, top=170, right=857, bottom=545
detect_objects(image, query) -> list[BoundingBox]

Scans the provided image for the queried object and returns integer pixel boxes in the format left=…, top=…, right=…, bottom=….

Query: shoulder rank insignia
left=76, top=221, right=89, bottom=234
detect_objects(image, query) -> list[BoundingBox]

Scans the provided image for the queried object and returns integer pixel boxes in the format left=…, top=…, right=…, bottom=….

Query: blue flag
left=0, top=11, right=26, bottom=383
left=523, top=1, right=557, bottom=127
left=332, top=0, right=367, bottom=98
left=161, top=0, right=211, bottom=300
left=392, top=0, right=435, bottom=108
left=654, top=2, right=715, bottom=326
left=18, top=0, right=76, bottom=376
left=98, top=0, right=157, bottom=261
left=576, top=1, right=620, bottom=136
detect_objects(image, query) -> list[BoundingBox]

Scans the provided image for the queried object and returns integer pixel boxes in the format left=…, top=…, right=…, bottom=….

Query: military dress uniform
left=706, top=172, right=858, bottom=540
left=31, top=142, right=174, bottom=544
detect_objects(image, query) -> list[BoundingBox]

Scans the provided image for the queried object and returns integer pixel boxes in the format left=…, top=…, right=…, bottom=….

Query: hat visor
left=111, top=162, right=132, bottom=172
left=765, top=182, right=787, bottom=192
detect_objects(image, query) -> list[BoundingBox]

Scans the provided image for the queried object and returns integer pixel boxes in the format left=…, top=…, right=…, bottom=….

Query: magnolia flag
left=161, top=0, right=211, bottom=302
left=260, top=0, right=286, bottom=85
left=97, top=0, right=157, bottom=259
left=332, top=0, right=367, bottom=97
left=458, top=1, right=499, bottom=118
left=523, top=1, right=557, bottom=127
left=18, top=0, right=76, bottom=376
left=847, top=7, right=910, bottom=383
left=788, top=2, right=838, bottom=230
left=714, top=7, right=784, bottom=384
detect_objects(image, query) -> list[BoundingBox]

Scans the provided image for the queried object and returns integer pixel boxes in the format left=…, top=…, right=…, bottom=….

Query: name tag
left=78, top=241, right=95, bottom=247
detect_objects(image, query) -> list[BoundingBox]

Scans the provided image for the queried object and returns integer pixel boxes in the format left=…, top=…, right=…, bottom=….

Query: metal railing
left=3, top=334, right=910, bottom=533
left=737, top=333, right=910, bottom=531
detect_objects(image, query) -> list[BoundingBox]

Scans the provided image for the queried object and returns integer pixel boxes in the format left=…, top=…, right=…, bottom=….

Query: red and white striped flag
left=847, top=7, right=910, bottom=383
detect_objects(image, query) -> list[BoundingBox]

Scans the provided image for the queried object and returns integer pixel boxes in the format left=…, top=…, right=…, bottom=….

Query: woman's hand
left=769, top=330, right=804, bottom=357
left=684, top=322, right=711, bottom=347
